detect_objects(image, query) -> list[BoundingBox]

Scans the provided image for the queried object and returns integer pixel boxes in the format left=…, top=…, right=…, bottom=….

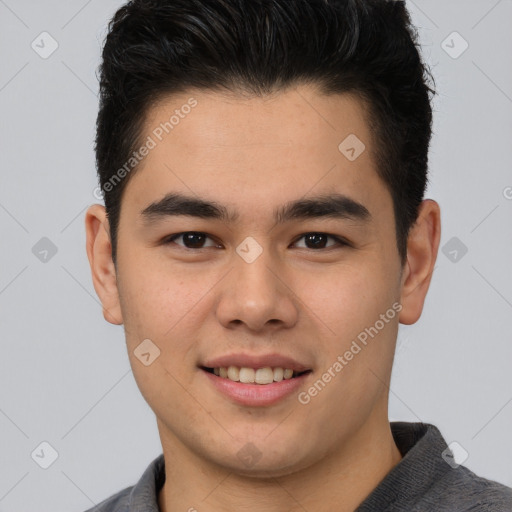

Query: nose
left=215, top=242, right=299, bottom=333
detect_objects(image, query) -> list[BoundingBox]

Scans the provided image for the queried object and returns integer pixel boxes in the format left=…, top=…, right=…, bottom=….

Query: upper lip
left=201, top=353, right=312, bottom=372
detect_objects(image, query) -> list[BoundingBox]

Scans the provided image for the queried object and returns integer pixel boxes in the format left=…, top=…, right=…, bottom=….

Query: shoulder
left=80, top=453, right=165, bottom=512
left=422, top=465, right=512, bottom=512
left=385, top=422, right=512, bottom=512
left=82, top=485, right=132, bottom=512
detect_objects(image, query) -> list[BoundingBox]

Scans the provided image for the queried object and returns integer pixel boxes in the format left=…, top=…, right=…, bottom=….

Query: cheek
left=117, top=256, right=220, bottom=377
left=118, top=254, right=196, bottom=334
left=293, top=261, right=396, bottom=335
left=119, top=267, right=202, bottom=398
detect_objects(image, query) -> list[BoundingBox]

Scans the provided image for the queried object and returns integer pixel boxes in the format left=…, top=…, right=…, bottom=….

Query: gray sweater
left=84, top=422, right=512, bottom=511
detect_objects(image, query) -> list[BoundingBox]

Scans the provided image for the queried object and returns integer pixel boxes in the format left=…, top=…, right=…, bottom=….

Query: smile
left=200, top=366, right=313, bottom=407
left=202, top=365, right=311, bottom=384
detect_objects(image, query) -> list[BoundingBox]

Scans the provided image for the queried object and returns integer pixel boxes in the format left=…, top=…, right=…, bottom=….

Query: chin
left=228, top=458, right=308, bottom=479
left=208, top=442, right=317, bottom=479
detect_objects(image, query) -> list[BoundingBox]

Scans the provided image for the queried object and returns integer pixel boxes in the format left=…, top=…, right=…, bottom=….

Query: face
left=89, top=84, right=429, bottom=477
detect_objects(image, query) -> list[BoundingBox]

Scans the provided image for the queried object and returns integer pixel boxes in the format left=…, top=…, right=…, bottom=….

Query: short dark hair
left=95, top=0, right=436, bottom=265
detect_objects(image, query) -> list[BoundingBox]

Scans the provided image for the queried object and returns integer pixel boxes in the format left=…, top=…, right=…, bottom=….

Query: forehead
left=143, top=85, right=373, bottom=157
left=121, top=85, right=388, bottom=221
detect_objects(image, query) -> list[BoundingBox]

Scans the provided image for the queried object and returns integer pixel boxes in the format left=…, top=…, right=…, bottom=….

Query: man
left=84, top=0, right=512, bottom=510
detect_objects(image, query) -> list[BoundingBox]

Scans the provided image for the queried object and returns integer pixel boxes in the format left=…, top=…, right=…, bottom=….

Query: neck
left=158, top=412, right=402, bottom=512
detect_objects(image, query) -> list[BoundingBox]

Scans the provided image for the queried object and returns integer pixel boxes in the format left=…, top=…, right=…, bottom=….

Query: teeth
left=283, top=368, right=293, bottom=379
left=255, top=367, right=274, bottom=384
left=210, top=366, right=303, bottom=384
left=273, top=367, right=284, bottom=382
left=227, top=365, right=239, bottom=381
left=239, top=367, right=255, bottom=383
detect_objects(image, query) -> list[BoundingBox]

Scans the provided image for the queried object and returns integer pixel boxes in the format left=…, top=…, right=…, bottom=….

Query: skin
left=85, top=84, right=441, bottom=512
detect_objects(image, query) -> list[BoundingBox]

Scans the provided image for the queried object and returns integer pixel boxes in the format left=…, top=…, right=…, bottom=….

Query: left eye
left=292, top=233, right=346, bottom=250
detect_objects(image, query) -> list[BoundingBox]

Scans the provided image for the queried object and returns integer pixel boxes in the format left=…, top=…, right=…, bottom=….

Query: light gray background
left=0, top=0, right=511, bottom=510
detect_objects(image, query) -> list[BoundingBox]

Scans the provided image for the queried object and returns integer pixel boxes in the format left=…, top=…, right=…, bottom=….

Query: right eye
left=163, top=232, right=222, bottom=250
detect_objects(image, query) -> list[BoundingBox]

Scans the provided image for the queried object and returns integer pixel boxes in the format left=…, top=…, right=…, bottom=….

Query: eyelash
left=163, top=232, right=350, bottom=251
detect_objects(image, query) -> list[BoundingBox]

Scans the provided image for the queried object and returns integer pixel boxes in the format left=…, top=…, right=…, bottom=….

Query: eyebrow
left=140, top=192, right=371, bottom=225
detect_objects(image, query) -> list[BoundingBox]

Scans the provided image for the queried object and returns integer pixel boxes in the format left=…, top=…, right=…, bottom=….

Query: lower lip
left=201, top=369, right=312, bottom=407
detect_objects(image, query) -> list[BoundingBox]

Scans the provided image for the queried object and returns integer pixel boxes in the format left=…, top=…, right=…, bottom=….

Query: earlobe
left=399, top=199, right=441, bottom=325
left=85, top=204, right=124, bottom=325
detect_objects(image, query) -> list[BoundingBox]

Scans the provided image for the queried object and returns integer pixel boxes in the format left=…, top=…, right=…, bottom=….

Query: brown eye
left=293, top=233, right=347, bottom=250
left=165, top=232, right=220, bottom=249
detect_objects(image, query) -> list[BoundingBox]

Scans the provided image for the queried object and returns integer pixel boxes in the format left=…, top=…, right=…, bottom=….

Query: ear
left=85, top=204, right=123, bottom=325
left=399, top=199, right=441, bottom=325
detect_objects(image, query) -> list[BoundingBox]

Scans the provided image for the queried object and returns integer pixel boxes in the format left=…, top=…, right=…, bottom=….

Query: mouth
left=198, top=352, right=314, bottom=406
left=200, top=365, right=313, bottom=385
left=200, top=365, right=313, bottom=406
